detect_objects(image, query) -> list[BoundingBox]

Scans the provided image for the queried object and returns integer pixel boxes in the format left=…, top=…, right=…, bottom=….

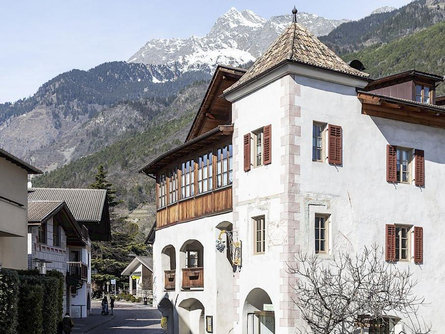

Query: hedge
left=17, top=278, right=43, bottom=334
left=47, top=270, right=64, bottom=321
left=18, top=273, right=64, bottom=334
left=1, top=270, right=64, bottom=334
left=0, top=269, right=19, bottom=334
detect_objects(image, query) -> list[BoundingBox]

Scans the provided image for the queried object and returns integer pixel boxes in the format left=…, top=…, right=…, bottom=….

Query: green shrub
left=47, top=270, right=64, bottom=321
left=41, top=276, right=59, bottom=334
left=17, top=278, right=43, bottom=334
left=17, top=273, right=64, bottom=334
left=0, top=269, right=19, bottom=334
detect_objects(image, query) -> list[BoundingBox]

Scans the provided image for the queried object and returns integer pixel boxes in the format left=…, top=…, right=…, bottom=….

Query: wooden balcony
left=182, top=267, right=204, bottom=289
left=67, top=261, right=88, bottom=281
left=157, top=186, right=232, bottom=228
left=164, top=270, right=176, bottom=290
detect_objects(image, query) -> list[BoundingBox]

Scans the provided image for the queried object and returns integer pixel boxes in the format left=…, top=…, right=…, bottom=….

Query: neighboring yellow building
left=0, top=148, right=41, bottom=269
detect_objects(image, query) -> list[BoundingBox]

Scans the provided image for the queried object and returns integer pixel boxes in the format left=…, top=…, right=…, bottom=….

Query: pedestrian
left=110, top=295, right=115, bottom=315
left=62, top=313, right=74, bottom=334
left=101, top=296, right=109, bottom=315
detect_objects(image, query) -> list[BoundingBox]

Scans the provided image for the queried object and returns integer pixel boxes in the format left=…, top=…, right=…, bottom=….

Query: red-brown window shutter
left=328, top=124, right=342, bottom=165
left=244, top=133, right=251, bottom=172
left=414, top=226, right=423, bottom=264
left=263, top=124, right=272, bottom=165
left=386, top=145, right=397, bottom=183
left=414, top=149, right=425, bottom=187
left=385, top=224, right=396, bottom=262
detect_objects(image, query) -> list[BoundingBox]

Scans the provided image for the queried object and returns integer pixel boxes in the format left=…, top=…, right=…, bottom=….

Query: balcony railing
left=164, top=270, right=176, bottom=290
left=67, top=261, right=88, bottom=281
left=182, top=267, right=204, bottom=289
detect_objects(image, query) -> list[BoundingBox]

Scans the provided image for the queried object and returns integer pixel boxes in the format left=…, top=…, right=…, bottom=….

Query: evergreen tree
left=88, top=164, right=149, bottom=295
left=90, top=164, right=118, bottom=207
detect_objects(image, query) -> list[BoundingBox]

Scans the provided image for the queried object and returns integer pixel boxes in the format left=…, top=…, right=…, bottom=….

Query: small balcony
left=182, top=267, right=204, bottom=289
left=67, top=261, right=88, bottom=281
left=164, top=270, right=176, bottom=290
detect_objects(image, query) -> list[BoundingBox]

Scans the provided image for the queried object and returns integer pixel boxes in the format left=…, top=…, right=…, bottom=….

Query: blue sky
left=0, top=0, right=412, bottom=103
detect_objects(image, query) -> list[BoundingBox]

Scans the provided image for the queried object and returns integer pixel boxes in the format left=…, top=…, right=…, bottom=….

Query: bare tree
left=289, top=245, right=430, bottom=334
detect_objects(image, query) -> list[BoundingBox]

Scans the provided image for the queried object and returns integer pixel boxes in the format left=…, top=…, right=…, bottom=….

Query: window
left=186, top=250, right=199, bottom=268
left=253, top=216, right=266, bottom=254
left=315, top=215, right=329, bottom=254
left=216, top=145, right=232, bottom=187
left=38, top=222, right=47, bottom=244
left=357, top=315, right=398, bottom=334
left=312, top=122, right=326, bottom=162
left=169, top=169, right=178, bottom=204
left=181, top=160, right=194, bottom=199
left=158, top=174, right=167, bottom=208
left=415, top=84, right=432, bottom=104
left=198, top=153, right=213, bottom=193
left=395, top=225, right=411, bottom=261
left=386, top=224, right=423, bottom=263
left=53, top=220, right=61, bottom=247
left=396, top=148, right=412, bottom=183
left=253, top=128, right=264, bottom=167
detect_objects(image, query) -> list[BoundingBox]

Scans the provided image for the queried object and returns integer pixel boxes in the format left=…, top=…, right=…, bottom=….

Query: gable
left=186, top=65, right=245, bottom=142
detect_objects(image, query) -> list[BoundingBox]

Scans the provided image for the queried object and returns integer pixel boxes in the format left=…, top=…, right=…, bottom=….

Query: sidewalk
left=72, top=301, right=116, bottom=333
left=72, top=300, right=156, bottom=333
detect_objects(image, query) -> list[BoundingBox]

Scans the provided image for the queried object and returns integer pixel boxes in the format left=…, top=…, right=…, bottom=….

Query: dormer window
left=415, top=84, right=432, bottom=104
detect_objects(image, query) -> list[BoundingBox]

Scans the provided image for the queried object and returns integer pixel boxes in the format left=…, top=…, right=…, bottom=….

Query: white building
left=121, top=256, right=153, bottom=298
left=28, top=200, right=91, bottom=318
left=28, top=187, right=110, bottom=318
left=140, top=15, right=445, bottom=334
left=0, top=148, right=41, bottom=270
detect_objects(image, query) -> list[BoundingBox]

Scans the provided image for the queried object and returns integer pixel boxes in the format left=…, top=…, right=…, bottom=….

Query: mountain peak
left=371, top=6, right=396, bottom=15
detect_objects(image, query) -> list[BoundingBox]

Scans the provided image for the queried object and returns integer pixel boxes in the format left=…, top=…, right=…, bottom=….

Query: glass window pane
left=424, top=86, right=430, bottom=103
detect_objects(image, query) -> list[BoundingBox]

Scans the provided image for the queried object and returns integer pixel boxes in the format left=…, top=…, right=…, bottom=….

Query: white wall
left=153, top=212, right=235, bottom=334
left=29, top=217, right=69, bottom=273
left=231, top=78, right=285, bottom=333
left=295, top=74, right=445, bottom=332
left=0, top=158, right=28, bottom=269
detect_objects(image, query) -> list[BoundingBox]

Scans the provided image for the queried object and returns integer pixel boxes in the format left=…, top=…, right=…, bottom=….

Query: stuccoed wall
left=295, top=73, right=445, bottom=333
left=0, top=158, right=28, bottom=270
left=153, top=212, right=234, bottom=334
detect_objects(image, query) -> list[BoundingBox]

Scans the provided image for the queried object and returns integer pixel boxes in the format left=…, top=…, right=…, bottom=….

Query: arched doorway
left=243, top=288, right=275, bottom=334
left=158, top=297, right=175, bottom=334
left=162, top=245, right=176, bottom=290
left=178, top=298, right=205, bottom=334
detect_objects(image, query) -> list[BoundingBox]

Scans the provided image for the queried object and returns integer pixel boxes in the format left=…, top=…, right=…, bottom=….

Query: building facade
left=0, top=148, right=41, bottom=270
left=28, top=187, right=110, bottom=318
left=121, top=256, right=153, bottom=298
left=28, top=200, right=91, bottom=318
left=141, top=19, right=445, bottom=334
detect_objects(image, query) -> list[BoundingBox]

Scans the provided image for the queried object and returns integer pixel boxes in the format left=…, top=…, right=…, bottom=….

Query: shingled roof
left=29, top=188, right=107, bottom=222
left=28, top=187, right=111, bottom=241
left=28, top=201, right=65, bottom=222
left=226, top=22, right=368, bottom=94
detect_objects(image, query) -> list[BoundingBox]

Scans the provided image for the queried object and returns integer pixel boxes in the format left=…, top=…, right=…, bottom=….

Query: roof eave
left=139, top=125, right=233, bottom=176
left=224, top=59, right=370, bottom=101
left=0, top=148, right=42, bottom=174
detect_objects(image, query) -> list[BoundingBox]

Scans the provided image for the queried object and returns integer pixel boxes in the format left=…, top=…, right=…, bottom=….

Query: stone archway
left=243, top=288, right=275, bottom=334
left=178, top=298, right=205, bottom=334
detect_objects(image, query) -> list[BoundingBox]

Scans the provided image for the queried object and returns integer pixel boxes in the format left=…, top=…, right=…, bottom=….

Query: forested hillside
left=33, top=81, right=208, bottom=211
left=342, top=22, right=445, bottom=94
left=320, top=0, right=445, bottom=55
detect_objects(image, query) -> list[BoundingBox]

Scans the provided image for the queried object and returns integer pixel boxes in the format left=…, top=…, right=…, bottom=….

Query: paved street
left=73, top=300, right=164, bottom=334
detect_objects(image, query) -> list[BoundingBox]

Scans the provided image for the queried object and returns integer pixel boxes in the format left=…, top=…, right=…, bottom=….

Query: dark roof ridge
left=0, top=148, right=42, bottom=174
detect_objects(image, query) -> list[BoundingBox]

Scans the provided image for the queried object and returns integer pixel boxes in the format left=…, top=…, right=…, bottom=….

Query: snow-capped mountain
left=371, top=6, right=397, bottom=15
left=128, top=8, right=348, bottom=82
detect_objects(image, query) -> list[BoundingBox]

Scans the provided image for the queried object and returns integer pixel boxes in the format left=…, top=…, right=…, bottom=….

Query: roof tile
left=227, top=23, right=368, bottom=93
